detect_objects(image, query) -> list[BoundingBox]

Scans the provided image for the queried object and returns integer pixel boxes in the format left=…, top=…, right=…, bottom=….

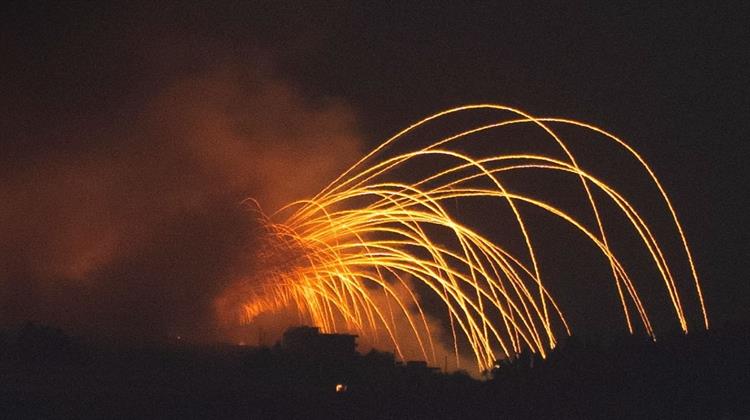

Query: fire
left=229, top=104, right=708, bottom=372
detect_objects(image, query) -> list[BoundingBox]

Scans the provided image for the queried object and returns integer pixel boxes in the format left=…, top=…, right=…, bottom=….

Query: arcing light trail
left=231, top=105, right=708, bottom=372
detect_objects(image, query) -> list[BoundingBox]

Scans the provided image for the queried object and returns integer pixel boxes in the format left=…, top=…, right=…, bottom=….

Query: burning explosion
left=217, top=105, right=709, bottom=372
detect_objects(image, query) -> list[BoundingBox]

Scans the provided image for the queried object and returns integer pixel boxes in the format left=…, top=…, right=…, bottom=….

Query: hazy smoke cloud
left=0, top=23, right=362, bottom=341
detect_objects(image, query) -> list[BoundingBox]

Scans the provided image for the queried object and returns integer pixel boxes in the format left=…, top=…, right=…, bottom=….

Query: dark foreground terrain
left=1, top=323, right=748, bottom=419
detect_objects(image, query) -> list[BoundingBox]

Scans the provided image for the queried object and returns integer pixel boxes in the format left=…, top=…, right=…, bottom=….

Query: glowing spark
left=231, top=105, right=708, bottom=372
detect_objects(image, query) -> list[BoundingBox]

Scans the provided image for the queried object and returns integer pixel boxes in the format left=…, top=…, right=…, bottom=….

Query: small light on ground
left=335, top=383, right=347, bottom=393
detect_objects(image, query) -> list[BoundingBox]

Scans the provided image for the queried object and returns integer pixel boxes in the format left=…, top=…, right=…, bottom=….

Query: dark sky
left=1, top=2, right=748, bottom=342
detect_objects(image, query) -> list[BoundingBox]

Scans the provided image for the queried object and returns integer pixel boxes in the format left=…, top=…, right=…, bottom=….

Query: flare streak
left=232, top=105, right=708, bottom=372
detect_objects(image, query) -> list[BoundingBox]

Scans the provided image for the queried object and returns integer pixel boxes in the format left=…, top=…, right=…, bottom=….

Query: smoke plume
left=0, top=13, right=362, bottom=341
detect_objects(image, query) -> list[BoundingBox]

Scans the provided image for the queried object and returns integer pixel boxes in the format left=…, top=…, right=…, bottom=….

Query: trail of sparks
left=233, top=105, right=708, bottom=372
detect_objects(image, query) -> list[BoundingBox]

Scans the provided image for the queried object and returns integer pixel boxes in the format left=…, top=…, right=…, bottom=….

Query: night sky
left=2, top=2, right=748, bottom=344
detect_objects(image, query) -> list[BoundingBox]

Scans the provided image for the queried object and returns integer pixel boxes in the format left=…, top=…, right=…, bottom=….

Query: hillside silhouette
left=1, top=322, right=747, bottom=418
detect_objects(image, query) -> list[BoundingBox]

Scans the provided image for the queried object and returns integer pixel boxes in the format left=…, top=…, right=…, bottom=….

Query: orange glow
left=229, top=105, right=708, bottom=372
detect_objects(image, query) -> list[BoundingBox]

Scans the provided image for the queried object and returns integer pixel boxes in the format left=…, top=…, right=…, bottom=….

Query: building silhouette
left=281, top=326, right=357, bottom=361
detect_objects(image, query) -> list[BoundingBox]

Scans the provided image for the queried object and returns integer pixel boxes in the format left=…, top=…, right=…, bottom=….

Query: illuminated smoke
left=0, top=71, right=362, bottom=341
